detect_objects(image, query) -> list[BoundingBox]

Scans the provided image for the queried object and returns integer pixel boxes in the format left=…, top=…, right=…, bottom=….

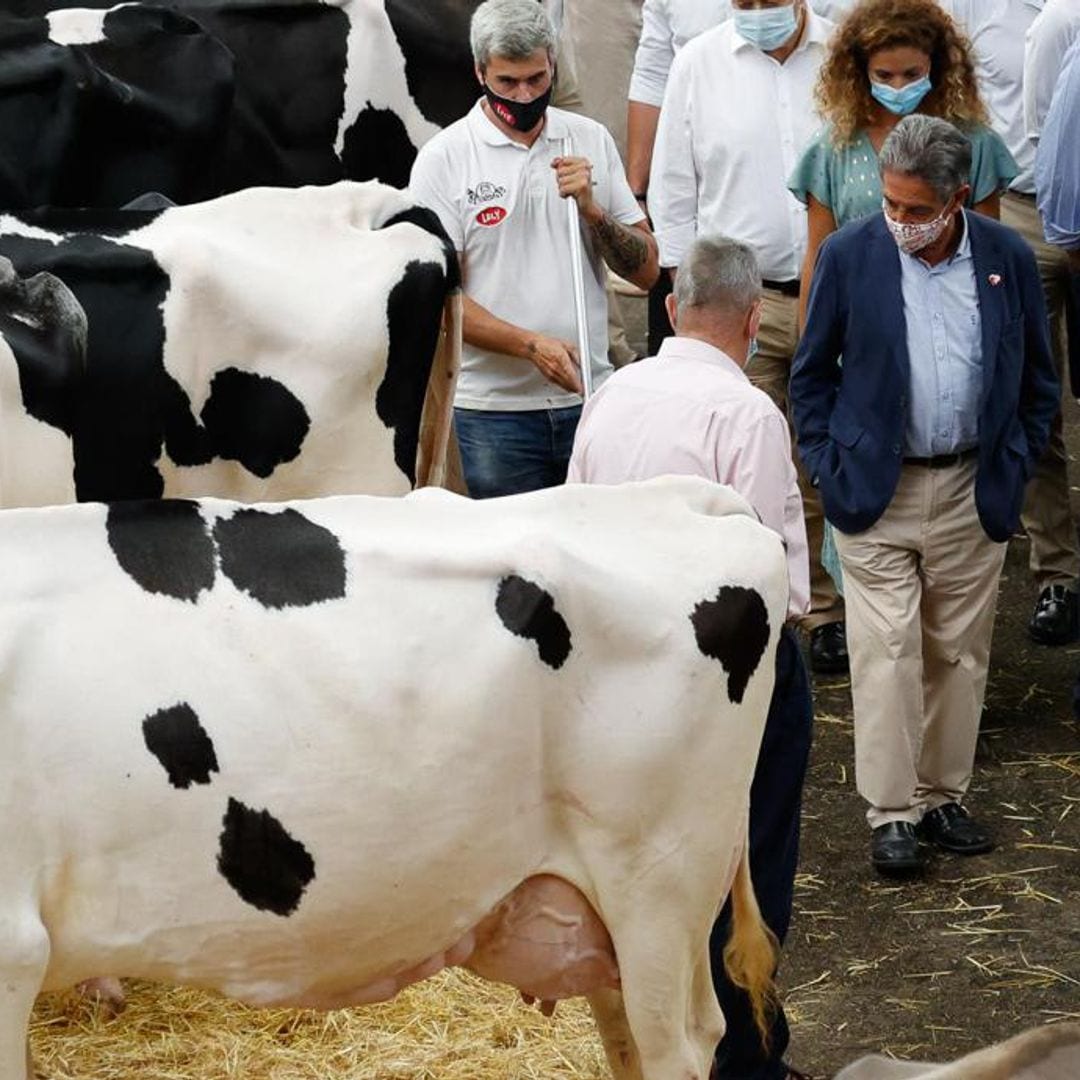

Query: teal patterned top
left=789, top=123, right=1018, bottom=227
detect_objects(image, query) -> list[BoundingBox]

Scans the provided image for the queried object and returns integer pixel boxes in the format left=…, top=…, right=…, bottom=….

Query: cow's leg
left=601, top=907, right=723, bottom=1080
left=588, top=988, right=643, bottom=1080
left=0, top=912, right=49, bottom=1080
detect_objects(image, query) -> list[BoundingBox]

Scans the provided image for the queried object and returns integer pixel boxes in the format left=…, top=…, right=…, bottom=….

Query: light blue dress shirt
left=899, top=211, right=983, bottom=457
left=1036, top=37, right=1080, bottom=250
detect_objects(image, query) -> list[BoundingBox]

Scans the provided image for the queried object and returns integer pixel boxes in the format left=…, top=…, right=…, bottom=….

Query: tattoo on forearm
left=589, top=212, right=649, bottom=279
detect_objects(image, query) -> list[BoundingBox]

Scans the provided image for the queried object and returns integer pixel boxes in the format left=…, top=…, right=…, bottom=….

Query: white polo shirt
left=648, top=11, right=832, bottom=273
left=409, top=102, right=643, bottom=412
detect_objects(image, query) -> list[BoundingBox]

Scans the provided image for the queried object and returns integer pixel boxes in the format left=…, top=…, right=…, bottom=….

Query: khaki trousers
left=833, top=460, right=1007, bottom=829
left=1002, top=192, right=1080, bottom=587
left=749, top=289, right=845, bottom=630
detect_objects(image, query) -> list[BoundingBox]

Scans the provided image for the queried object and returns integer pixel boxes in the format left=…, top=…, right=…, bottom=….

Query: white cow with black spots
left=2, top=476, right=786, bottom=1080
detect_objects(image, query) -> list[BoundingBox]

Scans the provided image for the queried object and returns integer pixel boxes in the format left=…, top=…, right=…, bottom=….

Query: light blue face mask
left=748, top=337, right=759, bottom=361
left=870, top=74, right=932, bottom=116
left=733, top=3, right=799, bottom=52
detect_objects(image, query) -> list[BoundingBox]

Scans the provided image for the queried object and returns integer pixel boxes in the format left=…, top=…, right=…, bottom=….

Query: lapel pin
left=988, top=273, right=1002, bottom=286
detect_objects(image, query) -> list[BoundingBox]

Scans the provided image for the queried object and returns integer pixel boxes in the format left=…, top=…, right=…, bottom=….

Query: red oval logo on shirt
left=476, top=206, right=507, bottom=227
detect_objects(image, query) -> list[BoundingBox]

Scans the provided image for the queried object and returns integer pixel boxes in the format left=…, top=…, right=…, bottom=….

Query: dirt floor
left=27, top=298, right=1080, bottom=1077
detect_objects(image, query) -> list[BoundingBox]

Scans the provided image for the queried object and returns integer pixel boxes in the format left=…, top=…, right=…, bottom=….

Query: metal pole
left=562, top=135, right=593, bottom=400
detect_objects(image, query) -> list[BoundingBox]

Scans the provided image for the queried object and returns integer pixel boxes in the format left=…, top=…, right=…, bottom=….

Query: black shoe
left=870, top=821, right=925, bottom=875
left=919, top=803, right=994, bottom=855
left=1028, top=584, right=1079, bottom=645
left=809, top=621, right=849, bottom=675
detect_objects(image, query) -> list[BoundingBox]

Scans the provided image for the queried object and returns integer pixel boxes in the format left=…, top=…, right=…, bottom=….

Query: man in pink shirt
left=568, top=235, right=813, bottom=1080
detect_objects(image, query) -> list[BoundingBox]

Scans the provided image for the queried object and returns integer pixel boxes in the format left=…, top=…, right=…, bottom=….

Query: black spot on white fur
left=142, top=702, right=219, bottom=789
left=213, top=507, right=346, bottom=609
left=217, top=797, right=315, bottom=917
left=690, top=587, right=770, bottom=705
left=495, top=575, right=571, bottom=670
left=107, top=499, right=215, bottom=601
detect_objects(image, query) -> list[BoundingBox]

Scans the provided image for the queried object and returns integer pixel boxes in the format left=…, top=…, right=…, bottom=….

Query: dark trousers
left=1066, top=269, right=1080, bottom=397
left=647, top=271, right=675, bottom=355
left=453, top=405, right=582, bottom=499
left=710, top=626, right=813, bottom=1079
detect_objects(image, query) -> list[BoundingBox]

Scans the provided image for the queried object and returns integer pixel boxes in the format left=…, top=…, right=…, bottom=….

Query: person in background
left=648, top=0, right=850, bottom=678
left=625, top=0, right=855, bottom=354
left=790, top=116, right=1058, bottom=876
left=409, top=0, right=658, bottom=500
left=1024, top=0, right=1080, bottom=137
left=569, top=234, right=814, bottom=1080
left=791, top=0, right=1017, bottom=331
left=937, top=0, right=1080, bottom=647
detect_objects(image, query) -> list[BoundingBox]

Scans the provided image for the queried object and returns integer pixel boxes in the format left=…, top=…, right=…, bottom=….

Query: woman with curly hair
left=790, top=0, right=1017, bottom=322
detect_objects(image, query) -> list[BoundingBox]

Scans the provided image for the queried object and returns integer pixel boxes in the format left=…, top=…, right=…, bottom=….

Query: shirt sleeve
left=1024, top=5, right=1078, bottom=140
left=628, top=0, right=675, bottom=108
left=1036, top=39, right=1080, bottom=249
left=647, top=46, right=698, bottom=268
left=408, top=140, right=465, bottom=251
left=788, top=128, right=836, bottom=208
left=600, top=127, right=647, bottom=226
left=727, top=411, right=811, bottom=620
left=966, top=124, right=1020, bottom=204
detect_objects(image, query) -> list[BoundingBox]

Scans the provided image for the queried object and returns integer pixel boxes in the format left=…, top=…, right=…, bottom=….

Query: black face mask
left=483, top=81, right=552, bottom=131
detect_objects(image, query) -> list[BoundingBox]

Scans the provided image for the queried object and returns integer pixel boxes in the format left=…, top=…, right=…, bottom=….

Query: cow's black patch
left=201, top=368, right=310, bottom=479
left=378, top=260, right=450, bottom=486
left=0, top=258, right=86, bottom=436
left=213, top=507, right=346, bottom=609
left=690, top=587, right=770, bottom=705
left=107, top=499, right=216, bottom=601
left=142, top=702, right=219, bottom=789
left=495, top=575, right=572, bottom=670
left=217, top=797, right=315, bottom=917
left=381, top=206, right=461, bottom=292
left=341, top=104, right=419, bottom=190
left=384, top=0, right=478, bottom=129
left=0, top=230, right=215, bottom=501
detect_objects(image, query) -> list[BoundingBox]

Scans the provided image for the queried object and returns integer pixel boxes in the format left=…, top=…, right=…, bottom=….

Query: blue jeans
left=453, top=406, right=582, bottom=499
left=711, top=626, right=813, bottom=1079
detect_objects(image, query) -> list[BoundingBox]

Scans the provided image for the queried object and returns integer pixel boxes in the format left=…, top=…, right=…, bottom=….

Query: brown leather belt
left=902, top=447, right=978, bottom=469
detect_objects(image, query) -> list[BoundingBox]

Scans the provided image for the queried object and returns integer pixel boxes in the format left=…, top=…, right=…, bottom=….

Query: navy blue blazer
left=790, top=211, right=1059, bottom=542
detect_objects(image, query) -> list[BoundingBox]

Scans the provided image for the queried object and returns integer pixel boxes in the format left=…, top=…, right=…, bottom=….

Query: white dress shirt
left=568, top=336, right=810, bottom=619
left=1024, top=0, right=1080, bottom=140
left=648, top=11, right=832, bottom=272
left=628, top=0, right=850, bottom=107
left=937, top=0, right=1044, bottom=193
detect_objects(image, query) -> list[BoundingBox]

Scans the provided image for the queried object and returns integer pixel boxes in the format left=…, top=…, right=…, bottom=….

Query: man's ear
left=951, top=183, right=972, bottom=214
left=475, top=63, right=486, bottom=87
left=665, top=292, right=678, bottom=332
left=748, top=299, right=763, bottom=341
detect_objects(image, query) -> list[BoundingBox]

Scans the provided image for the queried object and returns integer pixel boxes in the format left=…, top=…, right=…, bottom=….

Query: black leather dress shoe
left=1029, top=584, right=1079, bottom=645
left=870, top=821, right=924, bottom=875
left=809, top=621, right=849, bottom=675
left=919, top=803, right=994, bottom=854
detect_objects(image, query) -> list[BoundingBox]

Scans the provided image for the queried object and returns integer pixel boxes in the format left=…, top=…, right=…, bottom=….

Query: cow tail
left=721, top=843, right=779, bottom=1051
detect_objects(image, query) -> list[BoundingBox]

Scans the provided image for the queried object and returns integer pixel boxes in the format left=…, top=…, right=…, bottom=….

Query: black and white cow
left=0, top=180, right=461, bottom=506
left=5, top=475, right=786, bottom=1080
left=0, top=0, right=483, bottom=207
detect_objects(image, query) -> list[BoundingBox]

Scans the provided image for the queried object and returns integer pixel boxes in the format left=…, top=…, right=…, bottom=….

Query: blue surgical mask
left=870, top=75, right=932, bottom=116
left=733, top=3, right=799, bottom=52
left=748, top=337, right=759, bottom=361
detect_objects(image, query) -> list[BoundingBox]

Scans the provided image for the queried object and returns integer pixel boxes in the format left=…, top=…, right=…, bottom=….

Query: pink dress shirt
left=567, top=336, right=810, bottom=620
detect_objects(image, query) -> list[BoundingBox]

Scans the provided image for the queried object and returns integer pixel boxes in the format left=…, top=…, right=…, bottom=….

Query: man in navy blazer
left=790, top=115, right=1058, bottom=876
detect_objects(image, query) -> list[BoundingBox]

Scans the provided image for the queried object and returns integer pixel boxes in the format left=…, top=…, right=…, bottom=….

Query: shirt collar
left=729, top=7, right=831, bottom=57
left=467, top=98, right=568, bottom=148
left=657, top=335, right=748, bottom=377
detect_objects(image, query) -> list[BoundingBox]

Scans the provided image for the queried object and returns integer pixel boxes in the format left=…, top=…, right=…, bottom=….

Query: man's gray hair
left=879, top=115, right=972, bottom=203
left=672, top=236, right=762, bottom=316
left=471, top=0, right=555, bottom=69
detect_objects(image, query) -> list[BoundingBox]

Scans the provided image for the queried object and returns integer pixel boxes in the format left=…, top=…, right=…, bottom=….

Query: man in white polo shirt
left=409, top=0, right=658, bottom=499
